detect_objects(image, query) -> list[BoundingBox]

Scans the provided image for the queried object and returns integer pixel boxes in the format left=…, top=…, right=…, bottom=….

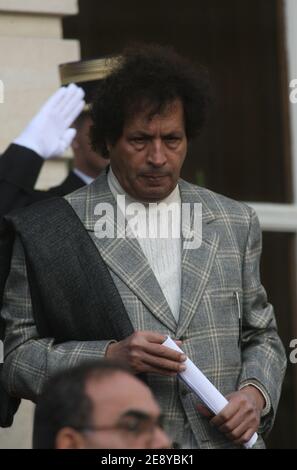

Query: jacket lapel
left=81, top=171, right=177, bottom=334
left=176, top=179, right=219, bottom=338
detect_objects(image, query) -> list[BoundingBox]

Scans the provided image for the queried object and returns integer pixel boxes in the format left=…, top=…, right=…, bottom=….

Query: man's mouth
left=141, top=175, right=168, bottom=184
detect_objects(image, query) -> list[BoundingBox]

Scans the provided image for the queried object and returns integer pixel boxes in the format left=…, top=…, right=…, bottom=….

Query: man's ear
left=55, top=427, right=86, bottom=449
left=71, top=135, right=79, bottom=151
left=106, top=141, right=112, bottom=154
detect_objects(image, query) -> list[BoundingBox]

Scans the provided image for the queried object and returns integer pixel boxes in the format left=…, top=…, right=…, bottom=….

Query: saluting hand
left=14, top=84, right=85, bottom=159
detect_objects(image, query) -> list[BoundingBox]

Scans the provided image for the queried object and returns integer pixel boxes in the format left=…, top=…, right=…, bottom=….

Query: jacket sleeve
left=0, top=144, right=43, bottom=189
left=0, top=144, right=44, bottom=216
left=238, top=207, right=287, bottom=434
left=1, top=236, right=114, bottom=403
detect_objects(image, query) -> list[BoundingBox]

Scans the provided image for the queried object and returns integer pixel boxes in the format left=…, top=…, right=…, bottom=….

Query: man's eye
left=165, top=137, right=180, bottom=145
left=125, top=422, right=138, bottom=432
left=131, top=138, right=146, bottom=145
left=121, top=420, right=142, bottom=433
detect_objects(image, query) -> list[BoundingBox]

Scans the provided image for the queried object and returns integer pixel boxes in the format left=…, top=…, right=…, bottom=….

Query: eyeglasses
left=72, top=412, right=165, bottom=438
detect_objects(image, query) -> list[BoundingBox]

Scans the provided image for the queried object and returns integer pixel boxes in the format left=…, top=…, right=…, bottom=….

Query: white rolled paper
left=163, top=336, right=258, bottom=449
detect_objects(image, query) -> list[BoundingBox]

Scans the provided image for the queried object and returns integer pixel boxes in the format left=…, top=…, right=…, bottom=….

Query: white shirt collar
left=73, top=168, right=95, bottom=185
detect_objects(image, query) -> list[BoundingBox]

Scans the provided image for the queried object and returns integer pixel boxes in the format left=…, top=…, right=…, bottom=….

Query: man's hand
left=106, top=331, right=187, bottom=376
left=197, top=386, right=265, bottom=446
left=14, top=84, right=85, bottom=159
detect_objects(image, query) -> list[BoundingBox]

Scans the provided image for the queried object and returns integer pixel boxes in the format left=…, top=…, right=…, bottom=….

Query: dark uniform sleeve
left=0, top=144, right=86, bottom=216
left=0, top=144, right=43, bottom=216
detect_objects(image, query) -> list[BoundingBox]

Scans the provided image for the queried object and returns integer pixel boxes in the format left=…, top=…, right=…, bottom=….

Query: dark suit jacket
left=0, top=144, right=85, bottom=216
left=46, top=171, right=85, bottom=197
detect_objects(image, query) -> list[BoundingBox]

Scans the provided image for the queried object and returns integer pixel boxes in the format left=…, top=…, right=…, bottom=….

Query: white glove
left=14, top=83, right=85, bottom=159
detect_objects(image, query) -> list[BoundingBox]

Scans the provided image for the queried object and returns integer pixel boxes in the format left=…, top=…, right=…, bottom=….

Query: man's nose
left=147, top=140, right=166, bottom=167
left=151, top=427, right=171, bottom=449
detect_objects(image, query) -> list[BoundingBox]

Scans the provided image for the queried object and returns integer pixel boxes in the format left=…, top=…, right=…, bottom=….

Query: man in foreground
left=33, top=361, right=170, bottom=449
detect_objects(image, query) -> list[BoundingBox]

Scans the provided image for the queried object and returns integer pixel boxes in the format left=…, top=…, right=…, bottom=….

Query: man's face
left=79, top=372, right=170, bottom=449
left=108, top=99, right=187, bottom=201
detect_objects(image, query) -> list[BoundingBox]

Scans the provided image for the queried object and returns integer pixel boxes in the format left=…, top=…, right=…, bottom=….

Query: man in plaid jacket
left=1, top=44, right=286, bottom=448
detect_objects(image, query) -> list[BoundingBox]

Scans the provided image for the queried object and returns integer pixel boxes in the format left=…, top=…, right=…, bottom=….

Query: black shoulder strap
left=5, top=197, right=135, bottom=342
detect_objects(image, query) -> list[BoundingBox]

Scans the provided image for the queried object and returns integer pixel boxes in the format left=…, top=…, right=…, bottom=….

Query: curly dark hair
left=90, top=44, right=211, bottom=157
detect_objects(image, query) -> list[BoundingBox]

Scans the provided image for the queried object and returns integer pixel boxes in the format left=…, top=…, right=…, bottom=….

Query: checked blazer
left=1, top=170, right=287, bottom=448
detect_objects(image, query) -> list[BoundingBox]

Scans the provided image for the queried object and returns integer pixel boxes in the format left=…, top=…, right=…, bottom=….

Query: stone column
left=0, top=0, right=80, bottom=189
left=0, top=0, right=79, bottom=449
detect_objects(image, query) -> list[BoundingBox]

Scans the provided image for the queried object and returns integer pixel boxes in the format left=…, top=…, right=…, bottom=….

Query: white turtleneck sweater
left=107, top=167, right=182, bottom=322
